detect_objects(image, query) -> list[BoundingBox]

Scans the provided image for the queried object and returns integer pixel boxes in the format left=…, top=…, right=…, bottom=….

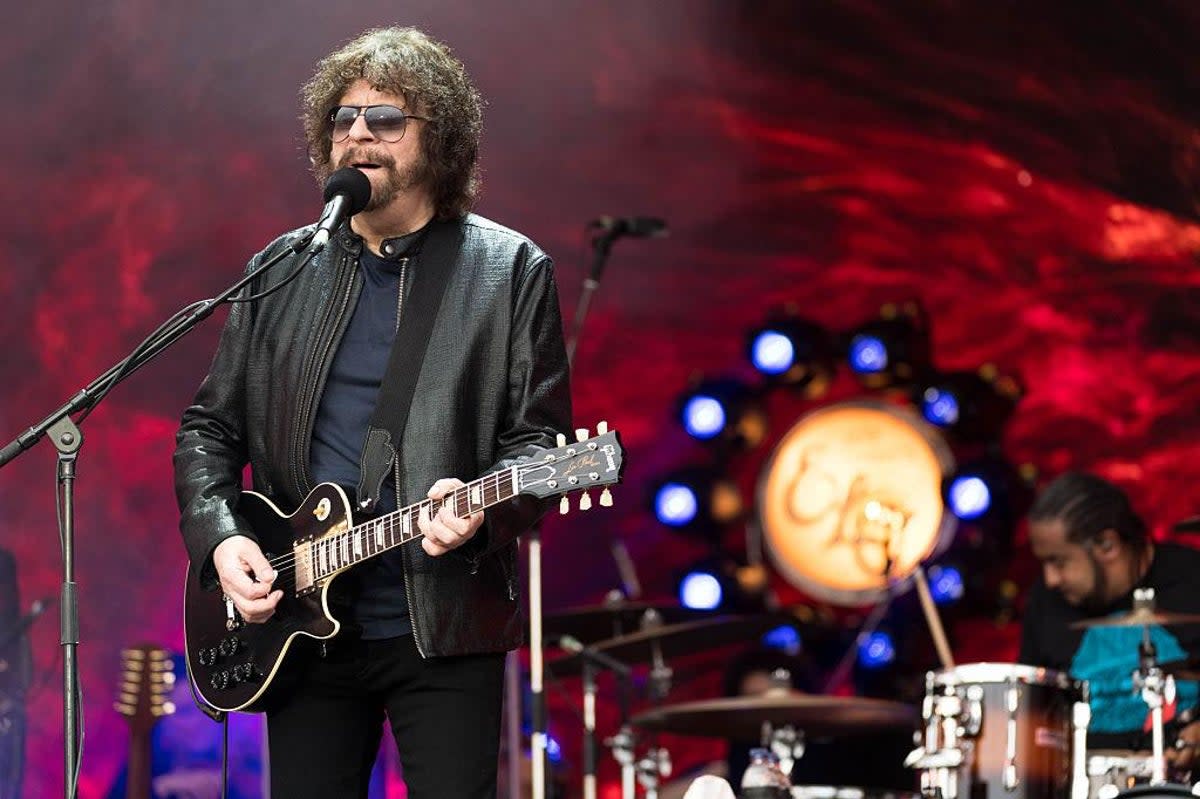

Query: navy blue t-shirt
left=310, top=230, right=425, bottom=639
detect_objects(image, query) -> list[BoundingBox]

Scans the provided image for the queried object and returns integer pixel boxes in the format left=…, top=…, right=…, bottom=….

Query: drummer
left=1019, top=472, right=1200, bottom=767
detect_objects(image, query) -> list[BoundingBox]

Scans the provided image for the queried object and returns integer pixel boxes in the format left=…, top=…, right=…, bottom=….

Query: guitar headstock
left=114, top=644, right=176, bottom=735
left=518, top=422, right=624, bottom=512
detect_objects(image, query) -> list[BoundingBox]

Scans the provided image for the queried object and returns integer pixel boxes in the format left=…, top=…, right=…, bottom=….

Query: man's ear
left=1093, top=529, right=1120, bottom=559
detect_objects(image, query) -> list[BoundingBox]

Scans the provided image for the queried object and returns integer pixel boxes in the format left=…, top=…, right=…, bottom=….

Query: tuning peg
left=575, top=428, right=589, bottom=443
left=559, top=496, right=570, bottom=515
left=579, top=491, right=592, bottom=511
left=597, top=421, right=608, bottom=435
left=600, top=487, right=613, bottom=507
left=556, top=433, right=567, bottom=447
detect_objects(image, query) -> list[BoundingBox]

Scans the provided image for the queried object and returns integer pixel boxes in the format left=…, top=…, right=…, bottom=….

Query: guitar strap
left=355, top=218, right=464, bottom=514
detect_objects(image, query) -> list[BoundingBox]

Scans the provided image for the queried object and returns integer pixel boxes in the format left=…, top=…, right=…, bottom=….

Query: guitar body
left=182, top=427, right=625, bottom=715
left=184, top=483, right=351, bottom=713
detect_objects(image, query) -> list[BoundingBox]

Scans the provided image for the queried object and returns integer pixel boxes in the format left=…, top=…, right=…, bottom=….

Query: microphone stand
left=565, top=229, right=620, bottom=365
left=0, top=231, right=317, bottom=799
left=527, top=223, right=655, bottom=799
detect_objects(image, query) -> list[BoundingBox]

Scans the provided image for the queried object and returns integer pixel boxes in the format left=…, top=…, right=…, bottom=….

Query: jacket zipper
left=391, top=257, right=429, bottom=657
left=292, top=249, right=357, bottom=498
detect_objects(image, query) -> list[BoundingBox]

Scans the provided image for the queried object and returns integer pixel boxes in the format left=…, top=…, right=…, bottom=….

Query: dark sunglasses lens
left=364, top=107, right=409, bottom=141
left=330, top=107, right=359, bottom=141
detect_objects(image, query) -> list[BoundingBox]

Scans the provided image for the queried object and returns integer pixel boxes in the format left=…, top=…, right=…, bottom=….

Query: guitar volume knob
left=209, top=670, right=231, bottom=691
left=197, top=647, right=218, bottom=667
left=219, top=637, right=242, bottom=657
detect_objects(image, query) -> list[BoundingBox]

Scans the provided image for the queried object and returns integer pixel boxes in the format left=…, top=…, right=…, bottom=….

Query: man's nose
left=1043, top=566, right=1060, bottom=589
left=348, top=113, right=375, bottom=142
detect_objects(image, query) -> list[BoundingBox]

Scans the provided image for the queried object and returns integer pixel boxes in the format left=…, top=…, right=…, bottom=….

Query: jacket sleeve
left=173, top=256, right=267, bottom=588
left=472, top=251, right=573, bottom=560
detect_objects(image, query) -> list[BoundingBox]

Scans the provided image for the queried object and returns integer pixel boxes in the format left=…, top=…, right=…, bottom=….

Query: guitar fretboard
left=309, top=466, right=520, bottom=581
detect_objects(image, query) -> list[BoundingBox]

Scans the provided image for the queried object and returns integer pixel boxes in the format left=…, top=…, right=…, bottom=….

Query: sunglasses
left=328, top=105, right=432, bottom=143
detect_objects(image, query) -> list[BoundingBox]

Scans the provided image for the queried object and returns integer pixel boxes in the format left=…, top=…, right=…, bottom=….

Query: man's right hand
left=212, top=535, right=283, bottom=623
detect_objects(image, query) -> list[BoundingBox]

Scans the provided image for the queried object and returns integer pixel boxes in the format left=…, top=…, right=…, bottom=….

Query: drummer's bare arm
left=1166, top=720, right=1200, bottom=769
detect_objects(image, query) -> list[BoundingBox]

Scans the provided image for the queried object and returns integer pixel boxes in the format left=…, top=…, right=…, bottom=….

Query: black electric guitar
left=113, top=644, right=175, bottom=799
left=184, top=425, right=624, bottom=713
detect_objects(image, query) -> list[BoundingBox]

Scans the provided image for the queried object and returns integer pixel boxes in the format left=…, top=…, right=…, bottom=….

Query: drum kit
left=538, top=588, right=1200, bottom=799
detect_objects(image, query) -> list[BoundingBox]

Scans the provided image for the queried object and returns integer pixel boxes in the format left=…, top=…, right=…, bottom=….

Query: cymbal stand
left=570, top=643, right=632, bottom=799
left=763, top=670, right=803, bottom=779
left=607, top=726, right=637, bottom=799
left=763, top=724, right=803, bottom=780
left=1131, top=588, right=1173, bottom=786
left=635, top=746, right=672, bottom=799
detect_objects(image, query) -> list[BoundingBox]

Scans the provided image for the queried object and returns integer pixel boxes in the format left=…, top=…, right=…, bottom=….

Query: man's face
left=1029, top=518, right=1106, bottom=610
left=329, top=79, right=429, bottom=213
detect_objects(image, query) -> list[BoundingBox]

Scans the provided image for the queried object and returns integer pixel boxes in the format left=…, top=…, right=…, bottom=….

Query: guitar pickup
left=294, top=538, right=316, bottom=595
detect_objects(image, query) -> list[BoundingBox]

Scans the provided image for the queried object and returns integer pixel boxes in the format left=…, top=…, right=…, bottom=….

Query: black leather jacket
left=174, top=213, right=572, bottom=657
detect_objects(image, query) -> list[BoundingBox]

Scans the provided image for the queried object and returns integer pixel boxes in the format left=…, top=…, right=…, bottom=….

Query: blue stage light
left=848, top=334, right=889, bottom=374
left=762, top=625, right=803, bottom=653
left=679, top=571, right=724, bottom=610
left=545, top=734, right=563, bottom=764
left=654, top=482, right=699, bottom=527
left=858, top=631, right=896, bottom=668
left=750, top=330, right=796, bottom=376
left=681, top=395, right=727, bottom=440
left=928, top=565, right=965, bottom=605
left=922, top=387, right=961, bottom=427
left=948, top=475, right=992, bottom=520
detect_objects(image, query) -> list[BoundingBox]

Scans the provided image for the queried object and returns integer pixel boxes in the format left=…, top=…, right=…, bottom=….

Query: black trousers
left=266, top=634, right=507, bottom=798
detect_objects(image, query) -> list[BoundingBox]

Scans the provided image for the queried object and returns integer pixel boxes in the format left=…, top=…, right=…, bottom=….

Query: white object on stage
left=682, top=775, right=737, bottom=799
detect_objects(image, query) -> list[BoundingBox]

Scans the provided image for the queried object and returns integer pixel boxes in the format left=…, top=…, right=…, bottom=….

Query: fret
left=340, top=534, right=349, bottom=566
left=318, top=540, right=328, bottom=575
left=352, top=529, right=362, bottom=559
left=374, top=519, right=384, bottom=548
left=401, top=511, right=412, bottom=540
left=509, top=466, right=518, bottom=498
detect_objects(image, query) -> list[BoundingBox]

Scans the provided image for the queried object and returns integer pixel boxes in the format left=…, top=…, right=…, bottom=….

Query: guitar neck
left=309, top=467, right=519, bottom=580
left=126, top=729, right=152, bottom=799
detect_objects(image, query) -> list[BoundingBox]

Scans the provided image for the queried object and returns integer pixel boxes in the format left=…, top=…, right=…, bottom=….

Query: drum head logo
left=758, top=401, right=955, bottom=605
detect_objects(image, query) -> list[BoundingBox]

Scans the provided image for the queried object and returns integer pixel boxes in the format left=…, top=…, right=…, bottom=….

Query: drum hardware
left=559, top=635, right=633, bottom=799
left=907, top=663, right=1087, bottom=799
left=540, top=599, right=704, bottom=647
left=1127, top=589, right=1176, bottom=787
left=607, top=725, right=638, bottom=799
left=554, top=614, right=792, bottom=799
left=635, top=745, right=673, bottom=799
left=547, top=615, right=786, bottom=679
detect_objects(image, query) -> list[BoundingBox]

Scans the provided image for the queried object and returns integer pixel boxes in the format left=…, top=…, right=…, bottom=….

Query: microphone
left=309, top=167, right=373, bottom=252
left=589, top=216, right=668, bottom=238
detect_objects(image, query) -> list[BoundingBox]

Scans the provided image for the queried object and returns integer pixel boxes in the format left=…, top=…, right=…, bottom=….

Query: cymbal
left=631, top=693, right=916, bottom=739
left=1069, top=609, right=1200, bottom=630
left=547, top=614, right=784, bottom=677
left=539, top=601, right=707, bottom=645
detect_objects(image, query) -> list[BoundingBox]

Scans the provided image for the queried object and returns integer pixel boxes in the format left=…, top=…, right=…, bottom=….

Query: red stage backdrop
left=1, top=2, right=1198, bottom=796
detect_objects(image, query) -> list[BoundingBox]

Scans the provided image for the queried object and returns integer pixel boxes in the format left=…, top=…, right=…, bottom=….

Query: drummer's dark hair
left=1028, top=471, right=1148, bottom=550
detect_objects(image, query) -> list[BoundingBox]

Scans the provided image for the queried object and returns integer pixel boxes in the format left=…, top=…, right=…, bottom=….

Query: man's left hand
left=418, top=477, right=485, bottom=557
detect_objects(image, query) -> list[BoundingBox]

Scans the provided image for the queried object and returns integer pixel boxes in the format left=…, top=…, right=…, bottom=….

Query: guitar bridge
left=294, top=539, right=316, bottom=595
